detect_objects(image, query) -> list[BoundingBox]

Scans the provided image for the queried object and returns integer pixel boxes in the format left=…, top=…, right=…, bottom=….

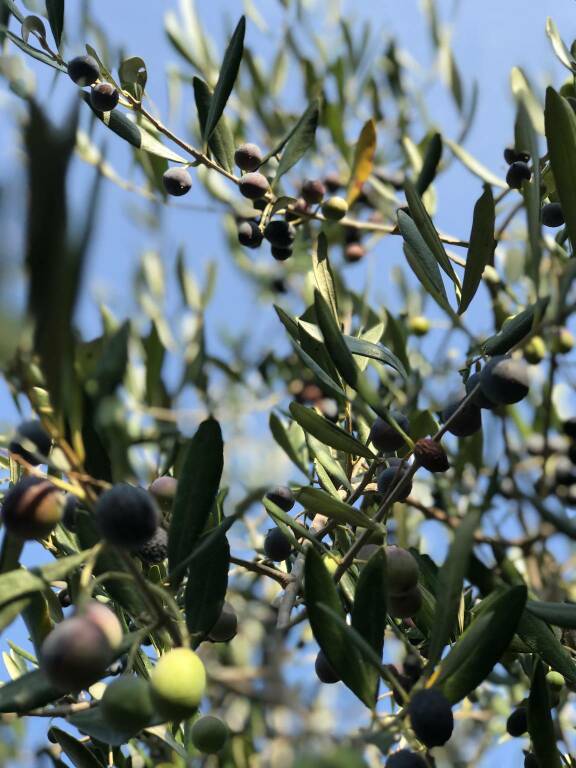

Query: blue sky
left=1, top=0, right=575, bottom=765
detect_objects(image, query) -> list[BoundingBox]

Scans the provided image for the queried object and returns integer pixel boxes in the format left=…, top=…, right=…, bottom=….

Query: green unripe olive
left=80, top=600, right=123, bottom=650
left=234, top=143, right=262, bottom=172
left=1, top=477, right=64, bottom=540
left=385, top=546, right=419, bottom=594
left=162, top=167, right=192, bottom=197
left=408, top=316, right=431, bottom=337
left=9, top=419, right=52, bottom=465
left=150, top=648, right=206, bottom=721
left=90, top=83, right=119, bottom=112
left=321, top=196, right=349, bottom=221
left=40, top=616, right=114, bottom=692
left=239, top=172, right=269, bottom=200
left=101, top=676, right=154, bottom=733
left=551, top=327, right=575, bottom=355
left=523, top=336, right=546, bottom=365
left=95, top=483, right=160, bottom=550
left=322, top=553, right=340, bottom=576
left=191, top=715, right=229, bottom=754
left=67, top=55, right=100, bottom=86
left=546, top=670, right=565, bottom=689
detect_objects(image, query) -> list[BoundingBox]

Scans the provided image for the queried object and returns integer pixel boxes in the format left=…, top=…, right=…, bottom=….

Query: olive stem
left=229, top=555, right=291, bottom=587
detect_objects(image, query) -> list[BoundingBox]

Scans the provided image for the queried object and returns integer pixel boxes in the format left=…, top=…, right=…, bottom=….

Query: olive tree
left=0, top=1, right=575, bottom=767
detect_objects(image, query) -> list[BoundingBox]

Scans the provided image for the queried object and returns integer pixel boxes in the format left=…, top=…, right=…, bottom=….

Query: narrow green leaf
left=192, top=76, right=235, bottom=174
left=438, top=585, right=527, bottom=703
left=518, top=610, right=576, bottom=683
left=273, top=99, right=320, bottom=187
left=545, top=17, right=575, bottom=71
left=444, top=138, right=507, bottom=188
left=289, top=402, right=374, bottom=459
left=0, top=551, right=91, bottom=613
left=81, top=93, right=188, bottom=163
left=404, top=179, right=460, bottom=290
left=45, top=0, right=64, bottom=48
left=304, top=548, right=375, bottom=707
left=428, top=508, right=482, bottom=666
left=2, top=29, right=66, bottom=71
left=526, top=600, right=576, bottom=628
left=168, top=419, right=224, bottom=587
left=458, top=185, right=495, bottom=314
left=0, top=669, right=60, bottom=713
left=312, top=233, right=338, bottom=319
left=397, top=212, right=451, bottom=314
left=528, top=661, right=562, bottom=768
left=185, top=530, right=229, bottom=638
left=49, top=727, right=105, bottom=768
left=314, top=290, right=359, bottom=388
left=545, top=87, right=576, bottom=253
left=296, top=487, right=376, bottom=528
left=346, top=336, right=408, bottom=380
left=416, top=132, right=442, bottom=195
left=516, top=102, right=542, bottom=286
left=483, top=297, right=549, bottom=355
left=269, top=411, right=309, bottom=476
left=204, top=16, right=245, bottom=142
left=351, top=549, right=386, bottom=670
left=510, top=66, right=545, bottom=135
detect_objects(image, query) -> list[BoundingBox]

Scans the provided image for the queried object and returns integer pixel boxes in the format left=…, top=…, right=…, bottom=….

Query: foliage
left=0, top=0, right=575, bottom=766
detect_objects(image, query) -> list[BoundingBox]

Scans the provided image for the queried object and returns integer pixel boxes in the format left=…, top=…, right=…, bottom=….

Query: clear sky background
left=1, top=0, right=576, bottom=766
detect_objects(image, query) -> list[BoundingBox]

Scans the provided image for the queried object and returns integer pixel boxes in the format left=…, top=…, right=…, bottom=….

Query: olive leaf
left=347, top=118, right=377, bottom=206
left=45, top=0, right=64, bottom=48
left=168, top=418, right=224, bottom=587
left=203, top=16, right=246, bottom=142
left=458, top=184, right=495, bottom=314
left=272, top=99, right=321, bottom=187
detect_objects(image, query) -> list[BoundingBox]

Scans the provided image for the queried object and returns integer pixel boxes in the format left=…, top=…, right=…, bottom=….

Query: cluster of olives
left=232, top=141, right=350, bottom=262
left=40, top=601, right=228, bottom=749
left=67, top=55, right=120, bottom=112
